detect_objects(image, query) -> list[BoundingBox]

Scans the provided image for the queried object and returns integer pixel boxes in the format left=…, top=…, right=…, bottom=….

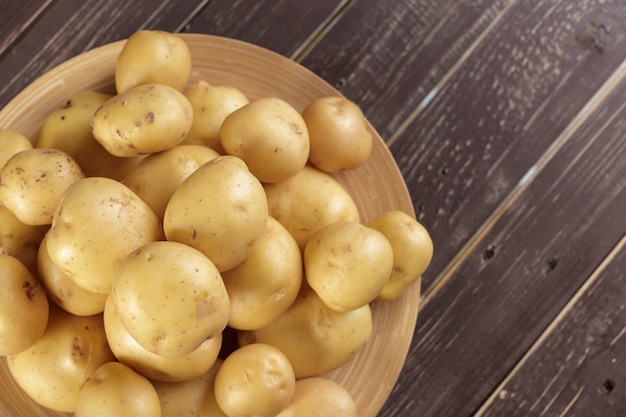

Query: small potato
left=264, top=165, right=360, bottom=250
left=0, top=204, right=47, bottom=275
left=0, top=129, right=32, bottom=168
left=222, top=216, right=302, bottom=330
left=366, top=210, right=433, bottom=301
left=115, top=29, right=192, bottom=94
left=214, top=343, right=295, bottom=417
left=239, top=285, right=372, bottom=379
left=302, top=96, right=372, bottom=173
left=182, top=80, right=249, bottom=151
left=104, top=296, right=221, bottom=382
left=0, top=148, right=85, bottom=225
left=121, top=144, right=220, bottom=220
left=0, top=254, right=48, bottom=356
left=37, top=90, right=144, bottom=180
left=7, top=305, right=115, bottom=412
left=220, top=97, right=310, bottom=183
left=91, top=83, right=193, bottom=157
left=304, top=221, right=393, bottom=312
left=46, top=177, right=163, bottom=294
left=111, top=241, right=229, bottom=358
left=276, top=377, right=358, bottom=417
left=164, top=155, right=268, bottom=272
left=74, top=362, right=161, bottom=417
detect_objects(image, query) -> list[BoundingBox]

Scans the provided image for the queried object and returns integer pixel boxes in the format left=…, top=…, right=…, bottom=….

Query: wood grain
left=0, top=0, right=49, bottom=55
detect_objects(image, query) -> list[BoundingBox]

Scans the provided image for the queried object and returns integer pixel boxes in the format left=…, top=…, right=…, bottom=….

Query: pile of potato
left=0, top=30, right=433, bottom=417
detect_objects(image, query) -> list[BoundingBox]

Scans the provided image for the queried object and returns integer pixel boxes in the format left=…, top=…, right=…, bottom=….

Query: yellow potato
left=0, top=148, right=85, bottom=225
left=304, top=221, right=393, bottom=312
left=0, top=129, right=32, bottom=168
left=37, top=90, right=144, bottom=180
left=366, top=210, right=433, bottom=301
left=110, top=241, right=229, bottom=358
left=302, top=96, right=372, bottom=173
left=121, top=144, right=220, bottom=220
left=0, top=254, right=48, bottom=356
left=7, top=305, right=115, bottom=412
left=74, top=361, right=161, bottom=417
left=214, top=343, right=295, bottom=417
left=239, top=285, right=372, bottom=378
left=276, top=377, right=358, bottom=417
left=46, top=177, right=163, bottom=294
left=220, top=97, right=310, bottom=183
left=115, top=29, right=192, bottom=93
left=222, top=216, right=302, bottom=330
left=182, top=80, right=249, bottom=151
left=164, top=155, right=268, bottom=272
left=0, top=204, right=47, bottom=275
left=104, top=295, right=221, bottom=382
left=264, top=165, right=360, bottom=250
left=91, top=83, right=193, bottom=157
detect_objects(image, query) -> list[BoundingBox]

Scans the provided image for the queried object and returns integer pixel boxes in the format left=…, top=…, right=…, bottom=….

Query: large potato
left=0, top=148, right=84, bottom=225
left=276, top=377, right=358, bottom=417
left=264, top=165, right=360, bottom=250
left=164, top=155, right=268, bottom=272
left=110, top=241, right=229, bottom=358
left=220, top=97, right=310, bottom=183
left=0, top=254, right=48, bottom=356
left=91, top=83, right=193, bottom=157
left=46, top=177, right=163, bottom=294
left=0, top=129, right=32, bottom=168
left=115, top=29, right=192, bottom=94
left=7, top=305, right=115, bottom=412
left=0, top=204, right=47, bottom=275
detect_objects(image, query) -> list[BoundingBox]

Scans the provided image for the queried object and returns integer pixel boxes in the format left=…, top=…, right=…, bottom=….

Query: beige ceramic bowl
left=0, top=34, right=420, bottom=417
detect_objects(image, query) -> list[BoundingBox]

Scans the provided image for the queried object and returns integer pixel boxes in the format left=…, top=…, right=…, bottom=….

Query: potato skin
left=0, top=204, right=47, bottom=275
left=0, top=129, right=32, bottom=168
left=276, top=377, right=358, bottom=417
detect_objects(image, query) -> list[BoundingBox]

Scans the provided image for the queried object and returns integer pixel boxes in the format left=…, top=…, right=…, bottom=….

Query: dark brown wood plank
left=184, top=0, right=347, bottom=58
left=0, top=0, right=49, bottom=55
left=377, top=61, right=626, bottom=416
left=475, top=236, right=626, bottom=417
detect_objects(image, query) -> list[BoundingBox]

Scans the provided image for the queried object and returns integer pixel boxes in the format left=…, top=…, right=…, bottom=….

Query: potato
left=239, top=284, right=372, bottom=378
left=214, top=343, right=295, bottom=417
left=110, top=241, right=229, bottom=358
left=0, top=204, right=47, bottom=275
left=7, top=305, right=115, bottom=412
left=36, top=90, right=144, bottom=180
left=302, top=96, right=372, bottom=173
left=37, top=233, right=108, bottom=316
left=121, top=144, right=220, bottom=220
left=0, top=129, right=32, bottom=168
left=74, top=361, right=161, bottom=417
left=276, top=377, right=358, bottom=417
left=366, top=210, right=433, bottom=301
left=91, top=83, right=193, bottom=157
left=222, top=216, right=302, bottom=330
left=104, top=296, right=222, bottom=382
left=0, top=148, right=85, bottom=225
left=46, top=176, right=163, bottom=294
left=264, top=165, right=360, bottom=250
left=304, top=221, right=393, bottom=312
left=182, top=80, right=249, bottom=151
left=115, top=29, right=192, bottom=94
left=0, top=254, right=48, bottom=356
left=220, top=97, right=310, bottom=183
left=164, top=155, right=268, bottom=272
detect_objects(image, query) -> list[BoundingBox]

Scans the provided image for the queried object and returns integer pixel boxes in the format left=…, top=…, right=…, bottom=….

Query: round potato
left=0, top=254, right=48, bottom=356
left=74, top=361, right=161, bottom=417
left=91, top=83, right=193, bottom=157
left=7, top=305, right=115, bottom=412
left=302, top=96, right=372, bottom=173
left=366, top=210, right=433, bottom=301
left=220, top=97, right=310, bottom=183
left=276, top=377, right=358, bottom=417
left=0, top=129, right=32, bottom=168
left=115, top=29, right=192, bottom=94
left=110, top=241, right=229, bottom=358
left=164, top=155, right=268, bottom=272
left=214, top=343, right=295, bottom=417
left=222, top=216, right=302, bottom=330
left=304, top=221, right=393, bottom=312
left=0, top=148, right=85, bottom=225
left=46, top=177, right=163, bottom=294
left=182, top=80, right=249, bottom=151
left=0, top=204, right=47, bottom=275
left=264, top=165, right=360, bottom=250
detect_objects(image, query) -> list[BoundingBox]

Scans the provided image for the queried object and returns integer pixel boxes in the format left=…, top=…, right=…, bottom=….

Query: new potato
left=0, top=204, right=47, bottom=275
left=276, top=377, right=358, bottom=417
left=0, top=129, right=32, bottom=168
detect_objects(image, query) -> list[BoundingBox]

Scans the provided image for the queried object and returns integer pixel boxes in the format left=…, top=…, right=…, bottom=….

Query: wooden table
left=2, top=1, right=625, bottom=416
